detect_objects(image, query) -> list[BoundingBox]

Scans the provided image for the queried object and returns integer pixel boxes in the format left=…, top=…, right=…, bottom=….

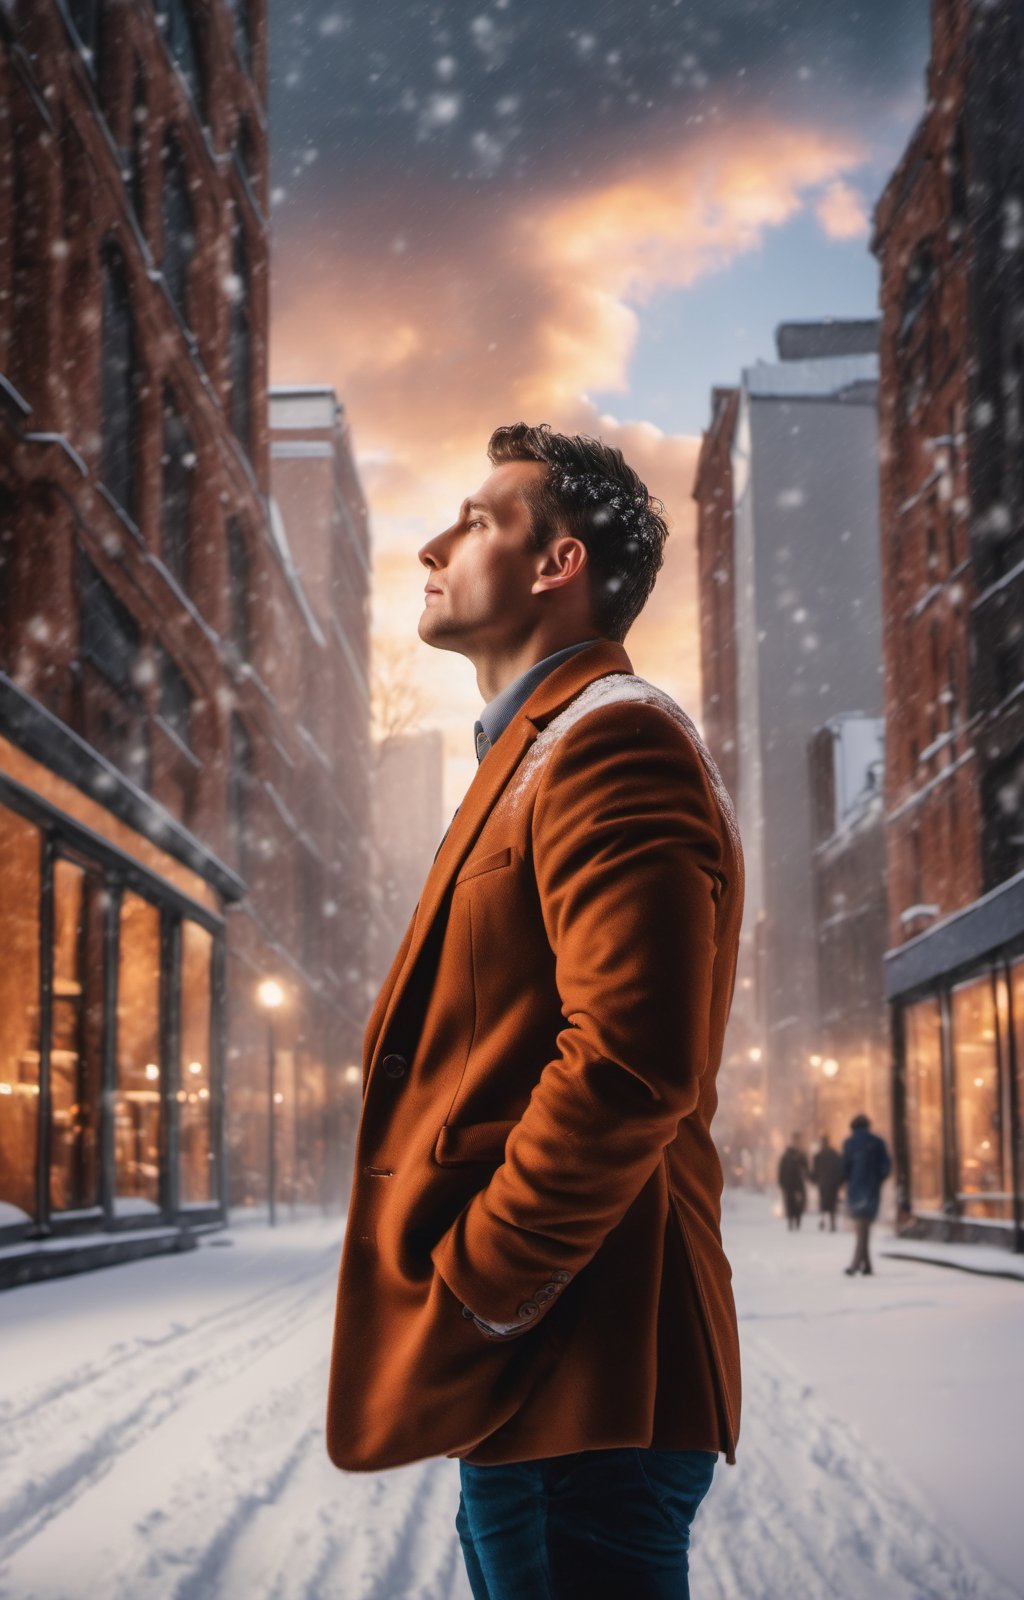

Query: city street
left=1, top=1196, right=1020, bottom=1600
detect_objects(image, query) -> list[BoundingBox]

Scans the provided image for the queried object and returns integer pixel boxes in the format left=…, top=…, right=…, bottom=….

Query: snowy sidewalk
left=0, top=1198, right=1020, bottom=1600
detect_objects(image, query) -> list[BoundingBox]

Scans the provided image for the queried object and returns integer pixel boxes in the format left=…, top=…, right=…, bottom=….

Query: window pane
left=160, top=134, right=195, bottom=324
left=952, top=975, right=1008, bottom=1219
left=50, top=858, right=106, bottom=1213
left=115, top=891, right=163, bottom=1209
left=904, top=996, right=944, bottom=1212
left=1012, top=960, right=1024, bottom=1207
left=160, top=387, right=196, bottom=585
left=0, top=805, right=41, bottom=1224
left=101, top=245, right=139, bottom=518
left=179, top=921, right=214, bottom=1205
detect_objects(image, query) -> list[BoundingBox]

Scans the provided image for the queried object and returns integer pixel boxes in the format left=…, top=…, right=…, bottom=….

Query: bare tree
left=370, top=635, right=432, bottom=752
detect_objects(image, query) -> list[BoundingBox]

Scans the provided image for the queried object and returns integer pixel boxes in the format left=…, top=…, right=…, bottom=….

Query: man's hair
left=486, top=422, right=669, bottom=642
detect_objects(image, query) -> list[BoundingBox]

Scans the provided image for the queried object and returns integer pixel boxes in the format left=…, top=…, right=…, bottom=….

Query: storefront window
left=904, top=996, right=944, bottom=1212
left=50, top=856, right=107, bottom=1213
left=179, top=920, right=214, bottom=1205
left=952, top=975, right=1009, bottom=1219
left=115, top=890, right=163, bottom=1210
left=1012, top=959, right=1024, bottom=1206
left=0, top=805, right=42, bottom=1224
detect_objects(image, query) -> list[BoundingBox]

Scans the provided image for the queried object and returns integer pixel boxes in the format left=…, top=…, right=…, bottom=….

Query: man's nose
left=418, top=525, right=453, bottom=568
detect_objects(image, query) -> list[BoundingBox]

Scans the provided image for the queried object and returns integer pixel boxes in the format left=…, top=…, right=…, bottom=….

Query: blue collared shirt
left=474, top=638, right=603, bottom=761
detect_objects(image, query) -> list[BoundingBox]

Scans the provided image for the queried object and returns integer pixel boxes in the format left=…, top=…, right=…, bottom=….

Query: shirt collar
left=477, top=638, right=604, bottom=754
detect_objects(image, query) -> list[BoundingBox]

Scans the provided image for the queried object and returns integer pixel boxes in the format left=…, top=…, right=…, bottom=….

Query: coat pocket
left=454, top=846, right=513, bottom=884
left=434, top=1118, right=518, bottom=1166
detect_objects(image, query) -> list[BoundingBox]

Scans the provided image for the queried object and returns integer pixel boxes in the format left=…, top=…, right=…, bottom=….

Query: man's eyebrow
left=461, top=499, right=492, bottom=516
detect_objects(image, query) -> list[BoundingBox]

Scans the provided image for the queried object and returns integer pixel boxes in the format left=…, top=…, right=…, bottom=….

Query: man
left=811, top=1133, right=844, bottom=1232
left=326, top=423, right=744, bottom=1599
left=842, top=1113, right=892, bottom=1276
left=777, top=1133, right=809, bottom=1231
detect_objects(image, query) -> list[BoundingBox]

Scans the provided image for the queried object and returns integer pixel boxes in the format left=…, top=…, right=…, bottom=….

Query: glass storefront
left=50, top=855, right=106, bottom=1213
left=115, top=890, right=164, bottom=1211
left=952, top=975, right=1009, bottom=1219
left=179, top=919, right=213, bottom=1205
left=0, top=804, right=42, bottom=1223
left=0, top=788, right=223, bottom=1240
left=904, top=996, right=944, bottom=1212
left=898, top=950, right=1023, bottom=1236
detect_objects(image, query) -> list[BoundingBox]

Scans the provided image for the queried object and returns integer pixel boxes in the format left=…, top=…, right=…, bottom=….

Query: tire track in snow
left=0, top=1238, right=340, bottom=1437
left=691, top=1333, right=1019, bottom=1600
left=0, top=1268, right=334, bottom=1563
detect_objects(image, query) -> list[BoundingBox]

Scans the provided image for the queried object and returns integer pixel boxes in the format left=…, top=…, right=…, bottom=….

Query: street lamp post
left=256, top=978, right=286, bottom=1227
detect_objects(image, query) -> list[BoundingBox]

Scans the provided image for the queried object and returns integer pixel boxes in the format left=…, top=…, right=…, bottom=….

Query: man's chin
left=416, top=613, right=465, bottom=652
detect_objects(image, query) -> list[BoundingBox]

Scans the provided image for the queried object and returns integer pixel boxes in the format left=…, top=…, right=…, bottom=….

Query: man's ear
left=531, top=536, right=588, bottom=593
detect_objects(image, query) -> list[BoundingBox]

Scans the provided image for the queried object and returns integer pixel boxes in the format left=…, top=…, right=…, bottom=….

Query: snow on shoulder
left=508, top=671, right=741, bottom=853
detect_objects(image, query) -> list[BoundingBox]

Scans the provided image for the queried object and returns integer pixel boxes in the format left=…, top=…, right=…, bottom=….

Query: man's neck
left=473, top=634, right=600, bottom=703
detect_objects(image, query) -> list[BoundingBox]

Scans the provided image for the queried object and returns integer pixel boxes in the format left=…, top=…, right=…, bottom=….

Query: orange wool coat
left=326, top=639, right=744, bottom=1472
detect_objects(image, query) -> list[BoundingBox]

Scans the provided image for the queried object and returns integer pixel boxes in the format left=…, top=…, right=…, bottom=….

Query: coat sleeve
left=429, top=700, right=727, bottom=1333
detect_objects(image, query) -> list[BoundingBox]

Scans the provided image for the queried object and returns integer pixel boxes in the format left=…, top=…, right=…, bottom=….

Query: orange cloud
left=271, top=116, right=867, bottom=809
left=814, top=177, right=870, bottom=240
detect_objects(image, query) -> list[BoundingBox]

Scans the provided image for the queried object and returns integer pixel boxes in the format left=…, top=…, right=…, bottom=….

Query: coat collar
left=363, top=638, right=633, bottom=1082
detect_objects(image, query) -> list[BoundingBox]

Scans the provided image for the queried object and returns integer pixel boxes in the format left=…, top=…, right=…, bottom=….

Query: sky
left=267, top=0, right=932, bottom=811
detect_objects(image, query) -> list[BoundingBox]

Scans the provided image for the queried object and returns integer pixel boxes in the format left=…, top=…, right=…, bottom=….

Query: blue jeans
left=456, top=1446, right=717, bottom=1599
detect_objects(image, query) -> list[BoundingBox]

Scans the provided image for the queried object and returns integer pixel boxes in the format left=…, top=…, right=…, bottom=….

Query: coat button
left=551, top=1270, right=570, bottom=1284
left=517, top=1300, right=539, bottom=1320
left=535, top=1286, right=554, bottom=1303
left=381, top=1053, right=407, bottom=1078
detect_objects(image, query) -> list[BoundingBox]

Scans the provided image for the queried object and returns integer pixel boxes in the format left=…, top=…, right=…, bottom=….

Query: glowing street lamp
left=257, top=977, right=286, bottom=1226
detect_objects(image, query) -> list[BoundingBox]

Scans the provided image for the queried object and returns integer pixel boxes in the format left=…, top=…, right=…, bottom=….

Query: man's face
left=417, top=460, right=557, bottom=654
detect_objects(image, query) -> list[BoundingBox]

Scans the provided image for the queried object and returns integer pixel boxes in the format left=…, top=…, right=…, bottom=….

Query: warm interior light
left=144, top=1063, right=159, bottom=1081
left=822, top=1058, right=840, bottom=1078
left=257, top=978, right=285, bottom=1010
left=809, top=1053, right=823, bottom=1068
left=189, top=1061, right=203, bottom=1075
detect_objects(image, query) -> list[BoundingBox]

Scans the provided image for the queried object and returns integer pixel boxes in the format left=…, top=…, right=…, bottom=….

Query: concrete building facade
left=695, top=321, right=885, bottom=1158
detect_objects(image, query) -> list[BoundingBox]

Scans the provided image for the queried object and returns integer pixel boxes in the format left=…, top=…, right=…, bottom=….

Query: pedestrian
left=326, top=422, right=745, bottom=1599
left=811, top=1134, right=844, bottom=1231
left=842, top=1114, right=892, bottom=1275
left=778, top=1133, right=810, bottom=1230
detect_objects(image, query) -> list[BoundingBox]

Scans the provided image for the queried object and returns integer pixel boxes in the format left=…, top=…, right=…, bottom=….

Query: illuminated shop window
left=1011, top=960, right=1024, bottom=1205
left=0, top=805, right=42, bottom=1225
left=952, top=974, right=1009, bottom=1220
left=115, top=890, right=163, bottom=1211
left=179, top=920, right=214, bottom=1205
left=904, top=995, right=944, bottom=1213
left=49, top=856, right=106, bottom=1214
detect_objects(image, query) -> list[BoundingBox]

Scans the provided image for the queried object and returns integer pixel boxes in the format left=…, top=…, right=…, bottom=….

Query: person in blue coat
left=842, top=1114, right=892, bottom=1275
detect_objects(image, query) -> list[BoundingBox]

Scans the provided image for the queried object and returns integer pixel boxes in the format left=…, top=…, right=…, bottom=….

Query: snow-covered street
left=1, top=1196, right=1021, bottom=1600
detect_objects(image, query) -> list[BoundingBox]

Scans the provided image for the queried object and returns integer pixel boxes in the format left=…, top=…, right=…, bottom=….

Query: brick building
left=0, top=3, right=370, bottom=1283
left=873, top=0, right=1024, bottom=1247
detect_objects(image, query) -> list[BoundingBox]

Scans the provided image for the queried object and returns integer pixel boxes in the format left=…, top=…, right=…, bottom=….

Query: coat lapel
left=363, top=639, right=633, bottom=1082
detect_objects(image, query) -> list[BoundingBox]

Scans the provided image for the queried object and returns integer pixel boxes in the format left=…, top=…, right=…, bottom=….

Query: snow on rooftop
left=743, top=352, right=879, bottom=400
